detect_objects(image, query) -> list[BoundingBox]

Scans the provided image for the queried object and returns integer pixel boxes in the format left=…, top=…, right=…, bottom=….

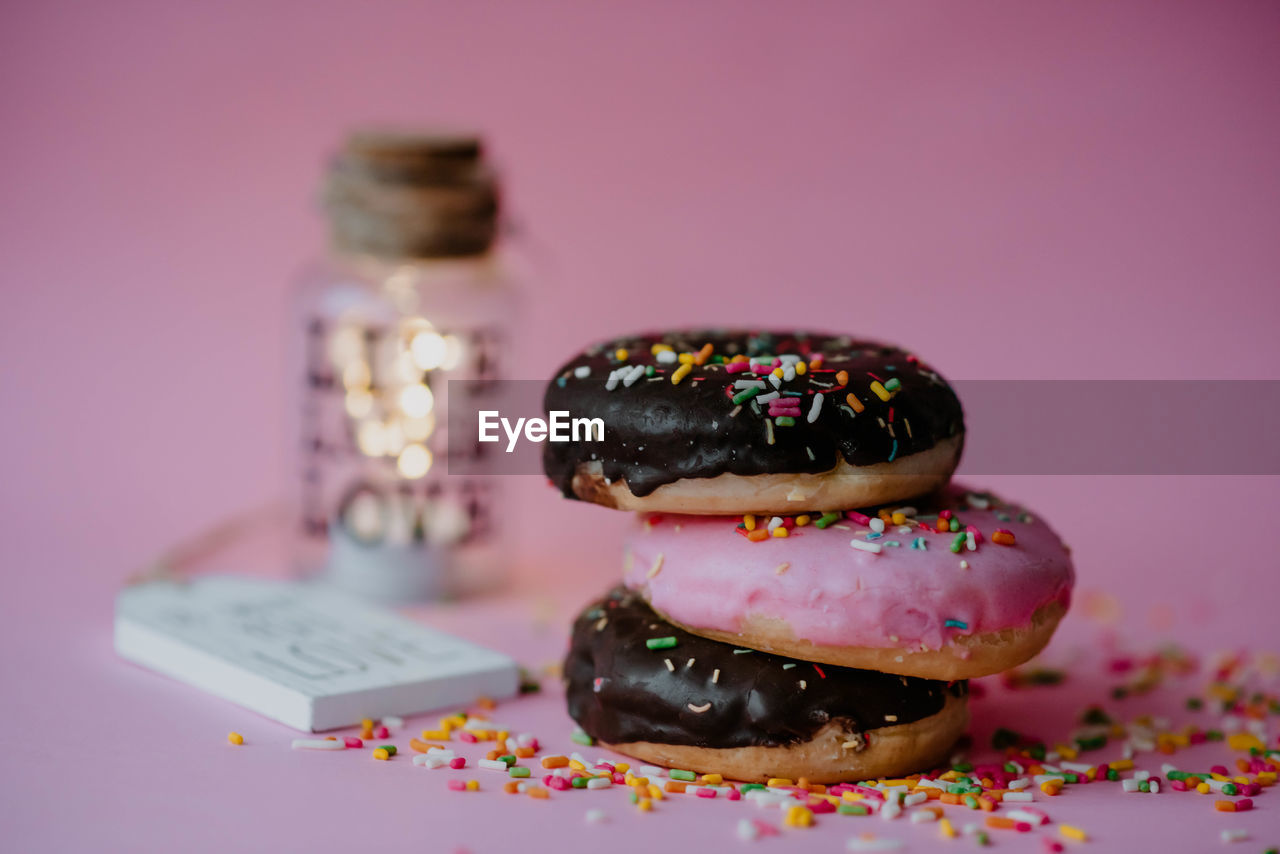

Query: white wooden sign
left=115, top=575, right=519, bottom=732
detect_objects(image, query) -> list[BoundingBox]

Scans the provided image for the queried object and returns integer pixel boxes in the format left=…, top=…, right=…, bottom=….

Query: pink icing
left=622, top=486, right=1074, bottom=652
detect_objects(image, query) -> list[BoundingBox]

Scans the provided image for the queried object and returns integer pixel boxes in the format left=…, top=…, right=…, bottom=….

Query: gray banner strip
left=445, top=379, right=1280, bottom=476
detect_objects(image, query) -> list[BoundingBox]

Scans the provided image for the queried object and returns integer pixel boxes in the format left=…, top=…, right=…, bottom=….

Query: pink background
left=2, top=1, right=1278, bottom=851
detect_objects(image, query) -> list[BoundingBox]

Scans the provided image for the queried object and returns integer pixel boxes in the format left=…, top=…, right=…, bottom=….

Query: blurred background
left=2, top=0, right=1278, bottom=644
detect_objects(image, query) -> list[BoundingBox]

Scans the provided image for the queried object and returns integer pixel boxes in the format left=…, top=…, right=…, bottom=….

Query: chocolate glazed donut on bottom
left=542, top=330, right=965, bottom=515
left=565, top=588, right=969, bottom=783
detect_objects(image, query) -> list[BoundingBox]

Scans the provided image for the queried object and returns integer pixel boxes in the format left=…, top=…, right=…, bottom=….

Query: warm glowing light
left=402, top=413, right=436, bottom=442
left=344, top=491, right=384, bottom=542
left=411, top=331, right=448, bottom=371
left=342, top=360, right=371, bottom=390
left=399, top=383, right=434, bottom=418
left=441, top=335, right=465, bottom=371
left=395, top=351, right=420, bottom=383
left=397, top=443, right=432, bottom=479
left=344, top=389, right=374, bottom=418
left=424, top=500, right=470, bottom=544
left=328, top=325, right=364, bottom=368
left=355, top=420, right=387, bottom=457
left=383, top=420, right=406, bottom=455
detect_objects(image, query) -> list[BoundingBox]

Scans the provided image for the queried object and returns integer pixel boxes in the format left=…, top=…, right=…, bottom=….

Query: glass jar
left=292, top=130, right=525, bottom=602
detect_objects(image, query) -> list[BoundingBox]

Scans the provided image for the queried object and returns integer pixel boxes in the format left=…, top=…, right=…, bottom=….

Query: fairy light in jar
left=402, top=413, right=435, bottom=442
left=342, top=360, right=371, bottom=391
left=355, top=419, right=388, bottom=458
left=396, top=443, right=433, bottom=479
left=441, top=335, right=466, bottom=371
left=382, top=419, right=406, bottom=456
left=343, top=488, right=385, bottom=542
left=294, top=129, right=526, bottom=601
left=327, top=324, right=365, bottom=368
left=344, top=388, right=374, bottom=419
left=410, top=329, right=449, bottom=371
left=398, top=383, right=435, bottom=419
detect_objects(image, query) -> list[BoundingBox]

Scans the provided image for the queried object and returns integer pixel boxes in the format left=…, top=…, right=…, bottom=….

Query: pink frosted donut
left=623, top=485, right=1073, bottom=680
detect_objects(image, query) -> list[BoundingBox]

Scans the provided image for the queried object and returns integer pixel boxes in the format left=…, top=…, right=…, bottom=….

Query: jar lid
left=323, top=129, right=500, bottom=259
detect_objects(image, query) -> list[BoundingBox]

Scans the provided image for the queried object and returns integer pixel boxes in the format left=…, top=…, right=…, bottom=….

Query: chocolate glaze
left=542, top=330, right=964, bottom=498
left=565, top=587, right=967, bottom=749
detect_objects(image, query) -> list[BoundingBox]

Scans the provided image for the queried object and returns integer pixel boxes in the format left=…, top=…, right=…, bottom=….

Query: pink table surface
left=4, top=521, right=1277, bottom=854
left=3, top=2, right=1280, bottom=851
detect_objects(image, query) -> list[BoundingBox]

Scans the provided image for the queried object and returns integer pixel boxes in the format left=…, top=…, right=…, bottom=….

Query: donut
left=565, top=587, right=969, bottom=784
left=622, top=486, right=1073, bottom=681
left=542, top=330, right=964, bottom=514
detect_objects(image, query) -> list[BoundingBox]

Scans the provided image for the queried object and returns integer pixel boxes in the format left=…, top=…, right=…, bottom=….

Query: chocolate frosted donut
left=565, top=587, right=969, bottom=783
left=542, top=330, right=964, bottom=514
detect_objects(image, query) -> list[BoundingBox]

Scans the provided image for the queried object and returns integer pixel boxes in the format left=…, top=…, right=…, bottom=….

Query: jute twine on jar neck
left=323, top=129, right=500, bottom=260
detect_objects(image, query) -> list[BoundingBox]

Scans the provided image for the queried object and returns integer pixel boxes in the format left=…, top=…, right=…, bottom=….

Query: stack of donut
left=544, top=331, right=1074, bottom=783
